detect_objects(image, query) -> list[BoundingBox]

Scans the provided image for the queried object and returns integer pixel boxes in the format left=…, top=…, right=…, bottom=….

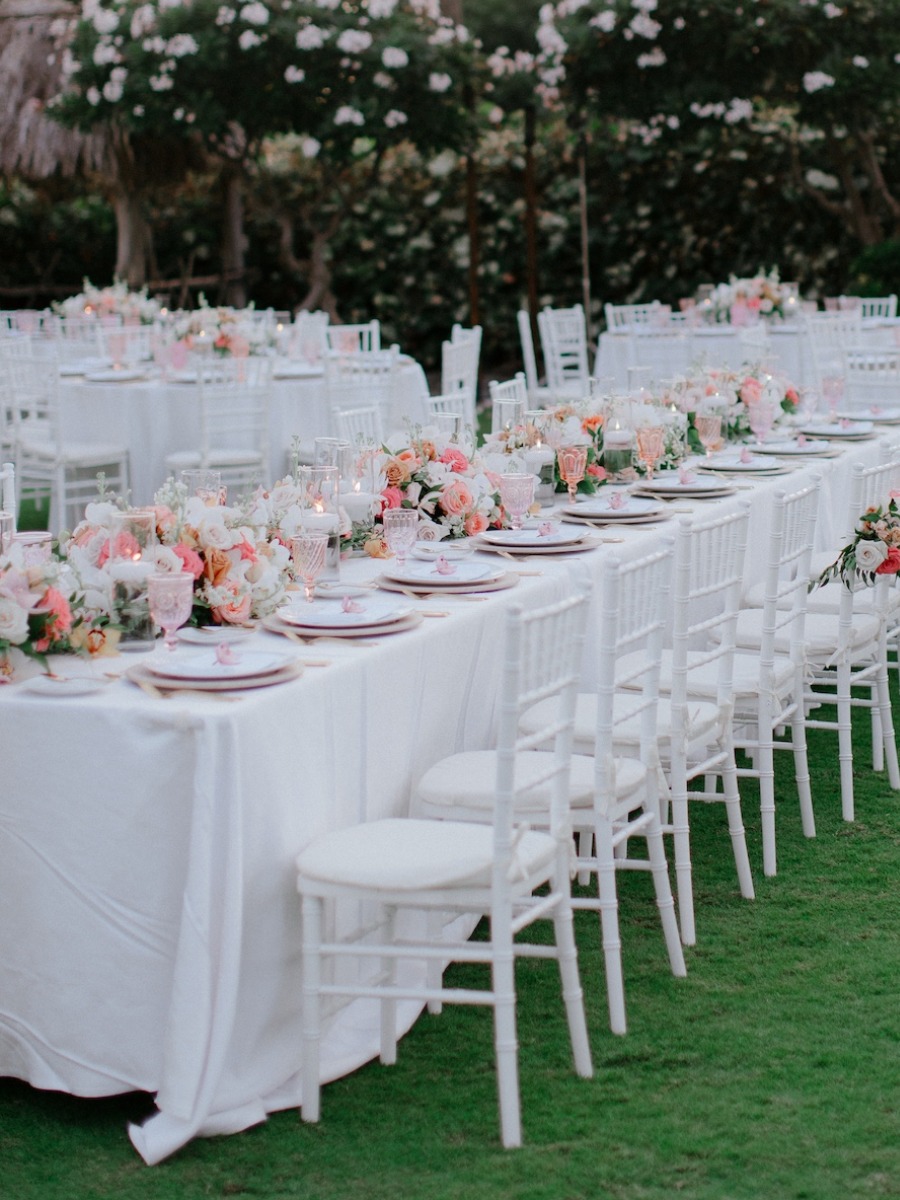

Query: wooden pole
left=577, top=131, right=592, bottom=349
left=524, top=103, right=539, bottom=348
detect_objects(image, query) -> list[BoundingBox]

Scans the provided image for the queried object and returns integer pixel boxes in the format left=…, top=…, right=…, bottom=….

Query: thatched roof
left=0, top=0, right=110, bottom=178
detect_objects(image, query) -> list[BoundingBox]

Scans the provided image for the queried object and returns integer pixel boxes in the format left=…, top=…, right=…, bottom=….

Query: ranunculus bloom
left=441, top=478, right=473, bottom=516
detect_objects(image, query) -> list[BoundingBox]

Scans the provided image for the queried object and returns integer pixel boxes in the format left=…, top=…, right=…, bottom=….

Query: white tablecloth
left=58, top=359, right=430, bottom=505
left=0, top=432, right=888, bottom=1163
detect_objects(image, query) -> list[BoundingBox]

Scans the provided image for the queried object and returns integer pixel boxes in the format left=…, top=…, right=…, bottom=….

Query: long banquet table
left=57, top=358, right=431, bottom=505
left=0, top=430, right=890, bottom=1164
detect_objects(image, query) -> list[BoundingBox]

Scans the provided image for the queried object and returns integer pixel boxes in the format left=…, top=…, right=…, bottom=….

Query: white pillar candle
left=342, top=491, right=376, bottom=523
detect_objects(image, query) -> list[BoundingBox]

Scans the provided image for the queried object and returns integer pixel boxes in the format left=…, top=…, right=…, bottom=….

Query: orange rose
left=384, top=458, right=410, bottom=487
left=203, top=548, right=232, bottom=587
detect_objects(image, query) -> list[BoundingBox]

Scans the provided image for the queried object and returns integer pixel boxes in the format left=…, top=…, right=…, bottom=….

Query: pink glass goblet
left=499, top=473, right=535, bottom=531
left=291, top=532, right=329, bottom=603
left=635, top=424, right=666, bottom=481
left=694, top=412, right=723, bottom=457
left=746, top=398, right=776, bottom=444
left=382, top=507, right=419, bottom=569
left=556, top=444, right=589, bottom=504
left=148, top=572, right=195, bottom=651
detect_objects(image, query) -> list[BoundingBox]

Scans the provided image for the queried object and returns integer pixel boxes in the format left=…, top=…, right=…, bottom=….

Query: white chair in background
left=802, top=310, right=863, bottom=390
left=48, top=317, right=104, bottom=367
left=858, top=295, right=897, bottom=320
left=287, top=310, right=330, bottom=361
left=334, top=404, right=384, bottom=446
left=843, top=349, right=900, bottom=410
left=296, top=584, right=594, bottom=1148
left=516, top=310, right=554, bottom=407
left=324, top=320, right=381, bottom=355
left=165, top=355, right=272, bottom=498
left=324, top=350, right=399, bottom=436
left=604, top=302, right=672, bottom=331
left=0, top=461, right=16, bottom=529
left=419, top=546, right=686, bottom=1036
left=488, top=373, right=528, bottom=433
left=440, top=325, right=481, bottom=428
left=537, top=305, right=590, bottom=398
left=1, top=339, right=129, bottom=532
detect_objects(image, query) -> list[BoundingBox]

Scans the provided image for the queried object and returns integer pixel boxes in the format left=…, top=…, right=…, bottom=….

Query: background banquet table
left=595, top=320, right=900, bottom=388
left=57, top=357, right=431, bottom=505
left=0, top=432, right=887, bottom=1164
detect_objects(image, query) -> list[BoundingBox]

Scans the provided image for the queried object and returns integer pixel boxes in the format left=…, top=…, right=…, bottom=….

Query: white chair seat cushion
left=742, top=578, right=900, bottom=617
left=616, top=648, right=797, bottom=701
left=416, top=750, right=646, bottom=816
left=166, top=449, right=264, bottom=469
left=20, top=437, right=127, bottom=465
left=296, top=817, right=556, bottom=892
left=733, top=607, right=881, bottom=659
left=522, top=693, right=720, bottom=753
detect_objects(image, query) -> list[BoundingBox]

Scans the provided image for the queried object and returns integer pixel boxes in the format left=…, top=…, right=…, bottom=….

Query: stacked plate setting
left=560, top=493, right=670, bottom=524
left=272, top=596, right=420, bottom=637
left=130, top=646, right=302, bottom=690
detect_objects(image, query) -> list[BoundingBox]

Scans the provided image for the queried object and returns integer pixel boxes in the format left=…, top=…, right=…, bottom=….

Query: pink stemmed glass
left=556, top=444, right=589, bottom=504
left=148, top=572, right=195, bottom=651
left=746, top=398, right=776, bottom=444
left=635, top=424, right=666, bottom=481
left=822, top=373, right=845, bottom=420
left=694, top=412, right=723, bottom=457
left=499, top=473, right=535, bottom=531
left=382, top=507, right=419, bottom=569
left=291, top=532, right=329, bottom=603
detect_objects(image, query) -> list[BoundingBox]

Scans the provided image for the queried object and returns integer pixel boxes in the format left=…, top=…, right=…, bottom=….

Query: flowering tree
left=537, top=0, right=900, bottom=249
left=50, top=0, right=474, bottom=295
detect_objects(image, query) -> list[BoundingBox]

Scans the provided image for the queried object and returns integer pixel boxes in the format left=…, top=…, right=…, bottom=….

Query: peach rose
left=582, top=414, right=604, bottom=434
left=439, top=446, right=470, bottom=473
left=440, top=478, right=473, bottom=517
left=587, top=463, right=608, bottom=481
left=37, top=587, right=72, bottom=643
left=211, top=580, right=252, bottom=625
left=384, top=458, right=411, bottom=488
left=464, top=511, right=488, bottom=536
left=740, top=377, right=762, bottom=405
left=203, top=547, right=232, bottom=587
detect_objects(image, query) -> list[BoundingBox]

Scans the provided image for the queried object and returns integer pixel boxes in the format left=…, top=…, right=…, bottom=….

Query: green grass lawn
left=1, top=699, right=898, bottom=1200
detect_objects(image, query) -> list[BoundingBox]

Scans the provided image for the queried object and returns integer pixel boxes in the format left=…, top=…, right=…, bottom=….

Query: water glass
left=382, top=507, right=418, bottom=568
left=181, top=469, right=225, bottom=506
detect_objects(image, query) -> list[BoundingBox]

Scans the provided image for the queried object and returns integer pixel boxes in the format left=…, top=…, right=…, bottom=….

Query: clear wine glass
left=382, top=508, right=418, bottom=569
left=291, top=532, right=329, bottom=603
left=148, top=572, right=195, bottom=651
left=181, top=469, right=225, bottom=506
left=499, top=473, right=535, bottom=531
left=556, top=444, right=589, bottom=504
left=694, top=412, right=723, bottom=457
left=635, top=423, right=666, bottom=481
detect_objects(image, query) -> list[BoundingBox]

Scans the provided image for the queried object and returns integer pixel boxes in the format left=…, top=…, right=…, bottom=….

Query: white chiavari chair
left=537, top=305, right=590, bottom=398
left=296, top=583, right=594, bottom=1148
left=324, top=320, right=381, bottom=355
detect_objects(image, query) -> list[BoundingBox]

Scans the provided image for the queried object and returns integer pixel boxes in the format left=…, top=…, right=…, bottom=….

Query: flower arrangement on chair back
left=815, top=493, right=900, bottom=588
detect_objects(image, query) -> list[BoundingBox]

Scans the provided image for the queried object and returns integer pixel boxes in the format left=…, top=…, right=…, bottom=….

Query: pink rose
left=173, top=543, right=204, bottom=579
left=439, top=446, right=470, bottom=473
left=464, top=511, right=488, bottom=536
left=34, top=586, right=73, bottom=647
left=440, top=478, right=473, bottom=517
left=380, top=486, right=404, bottom=511
left=211, top=581, right=252, bottom=625
left=586, top=463, right=607, bottom=480
left=740, top=377, right=762, bottom=405
left=784, top=387, right=799, bottom=407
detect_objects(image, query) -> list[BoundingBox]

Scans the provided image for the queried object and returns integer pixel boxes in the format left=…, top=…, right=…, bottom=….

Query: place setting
left=797, top=418, right=877, bottom=441
left=694, top=448, right=793, bottom=476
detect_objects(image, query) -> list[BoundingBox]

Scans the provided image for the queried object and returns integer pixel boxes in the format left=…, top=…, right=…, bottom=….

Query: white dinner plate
left=477, top=526, right=585, bottom=548
left=697, top=452, right=786, bottom=473
left=411, top=541, right=475, bottom=561
left=836, top=406, right=900, bottom=423
left=20, top=675, right=109, bottom=697
left=383, top=560, right=505, bottom=586
left=314, top=581, right=376, bottom=599
left=628, top=474, right=734, bottom=495
left=565, top=494, right=663, bottom=519
left=83, top=369, right=147, bottom=383
left=278, top=599, right=412, bottom=629
left=272, top=362, right=323, bottom=379
left=59, top=358, right=111, bottom=377
left=145, top=648, right=292, bottom=681
left=799, top=421, right=875, bottom=438
left=177, top=626, right=255, bottom=646
left=752, top=438, right=834, bottom=456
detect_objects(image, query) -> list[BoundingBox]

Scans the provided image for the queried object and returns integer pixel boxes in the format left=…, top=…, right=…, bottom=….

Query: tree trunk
left=221, top=168, right=247, bottom=308
left=523, top=104, right=540, bottom=346
left=112, top=187, right=150, bottom=288
left=577, top=135, right=592, bottom=346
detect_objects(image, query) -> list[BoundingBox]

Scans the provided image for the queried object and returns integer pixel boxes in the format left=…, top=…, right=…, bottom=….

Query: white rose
left=0, top=595, right=30, bottom=645
left=855, top=540, right=888, bottom=572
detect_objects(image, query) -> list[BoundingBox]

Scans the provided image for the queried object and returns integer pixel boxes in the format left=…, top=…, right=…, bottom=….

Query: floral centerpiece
left=481, top=405, right=608, bottom=494
left=815, top=495, right=900, bottom=588
left=664, top=364, right=799, bottom=443
left=0, top=545, right=119, bottom=680
left=54, top=278, right=161, bottom=325
left=172, top=298, right=273, bottom=357
left=708, top=268, right=794, bottom=323
left=374, top=432, right=503, bottom=542
left=65, top=484, right=292, bottom=628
